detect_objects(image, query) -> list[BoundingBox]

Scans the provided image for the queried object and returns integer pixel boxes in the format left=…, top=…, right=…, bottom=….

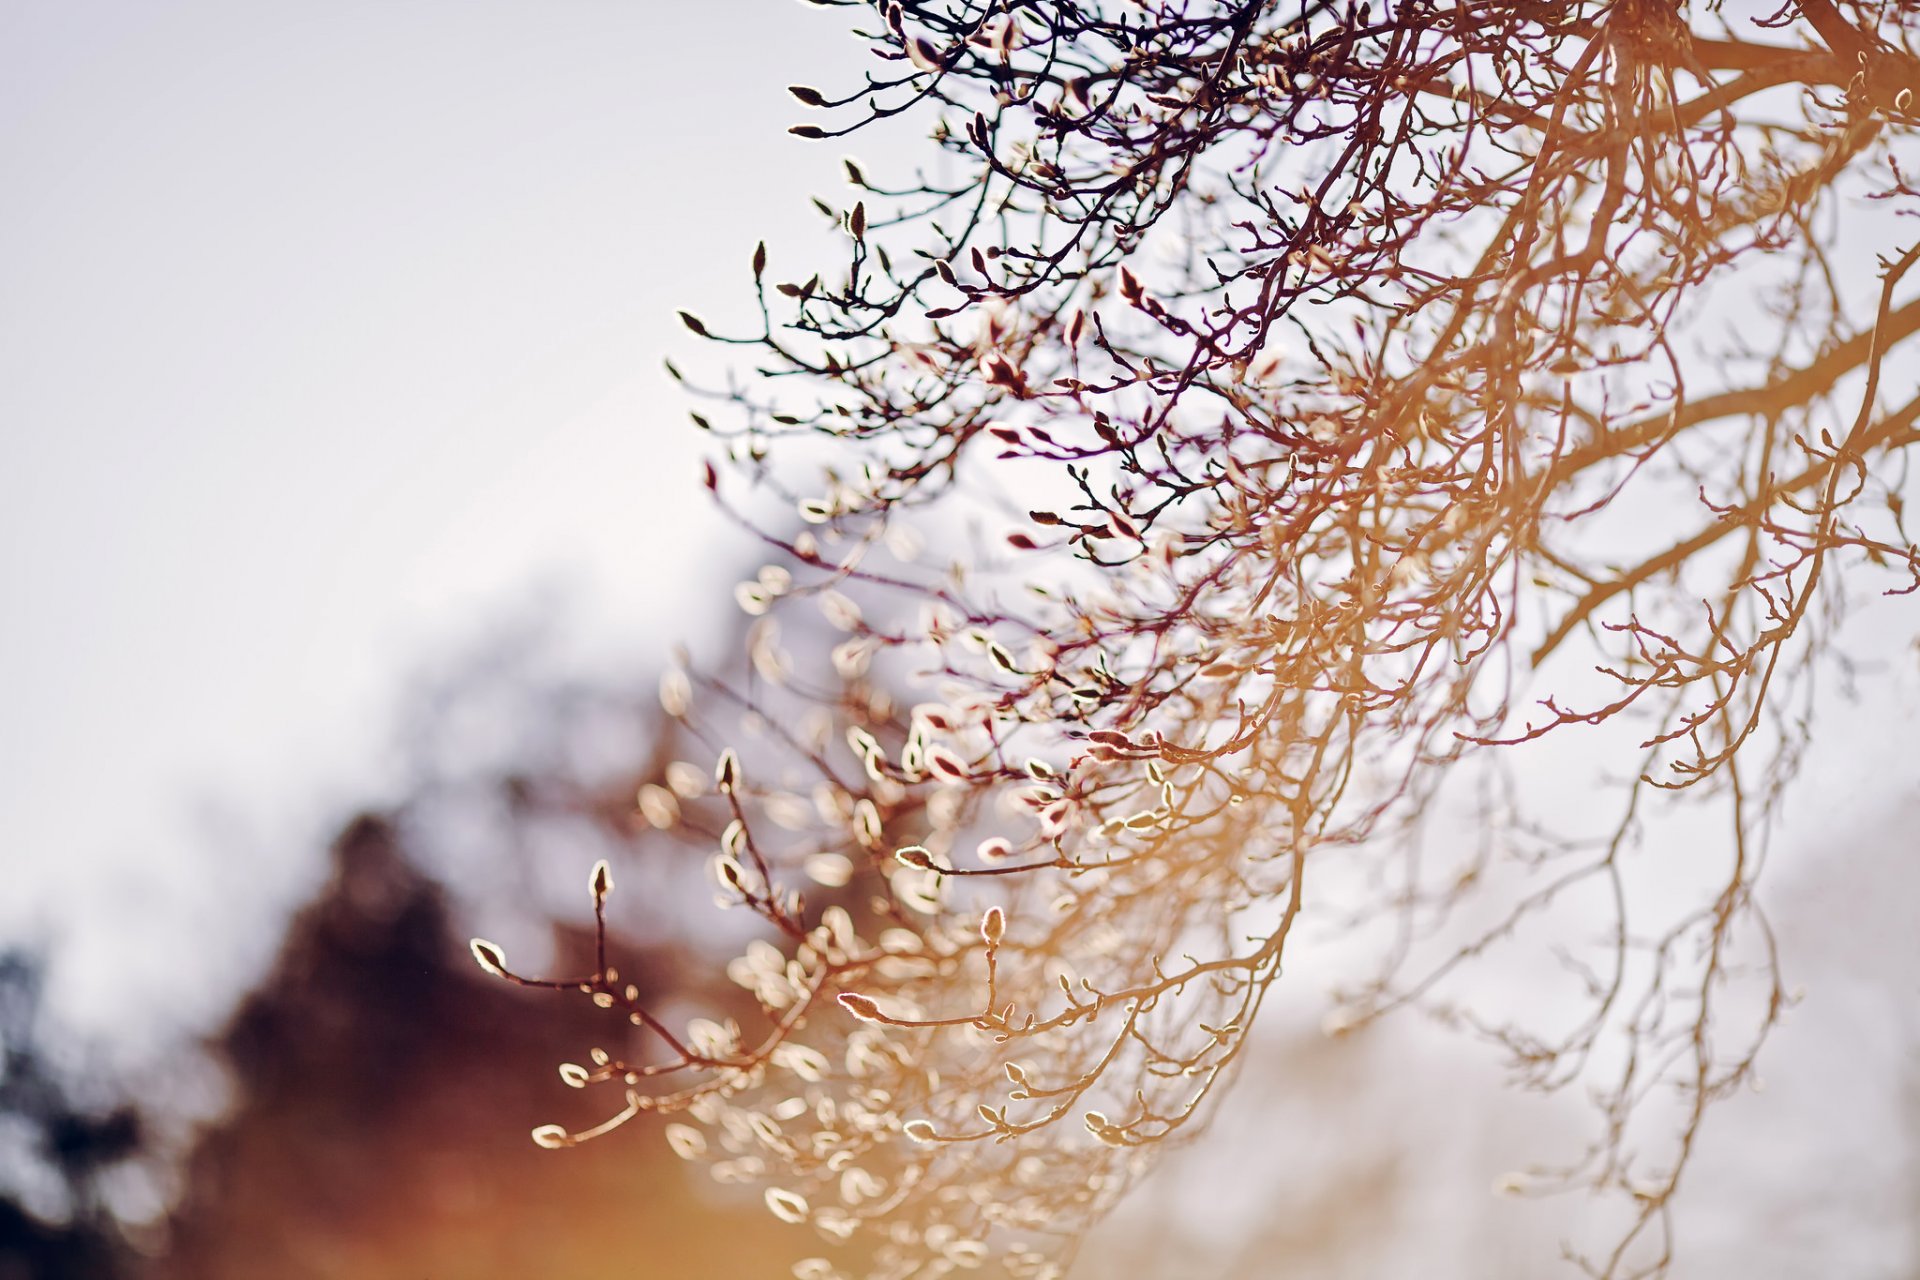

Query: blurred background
left=3, top=3, right=1917, bottom=1278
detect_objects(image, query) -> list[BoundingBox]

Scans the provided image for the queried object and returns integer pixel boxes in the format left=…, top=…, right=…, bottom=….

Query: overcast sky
left=0, top=0, right=904, bottom=1050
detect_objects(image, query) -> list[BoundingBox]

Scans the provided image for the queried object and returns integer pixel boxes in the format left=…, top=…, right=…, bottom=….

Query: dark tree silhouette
left=477, top=2, right=1920, bottom=1277
left=0, top=951, right=143, bottom=1280
left=156, top=804, right=822, bottom=1280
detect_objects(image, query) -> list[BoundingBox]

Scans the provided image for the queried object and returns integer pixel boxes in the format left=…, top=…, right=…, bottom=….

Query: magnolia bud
left=981, top=906, right=1006, bottom=945
left=469, top=938, right=507, bottom=975
left=838, top=991, right=882, bottom=1021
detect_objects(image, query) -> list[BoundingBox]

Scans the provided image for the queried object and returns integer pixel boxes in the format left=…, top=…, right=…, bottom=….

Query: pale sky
left=0, top=0, right=897, bottom=1050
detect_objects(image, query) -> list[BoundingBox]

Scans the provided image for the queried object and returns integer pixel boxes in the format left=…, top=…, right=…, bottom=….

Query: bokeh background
left=4, top=3, right=1918, bottom=1277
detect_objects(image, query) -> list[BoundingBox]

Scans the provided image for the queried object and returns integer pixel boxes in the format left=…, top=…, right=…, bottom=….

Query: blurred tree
left=138, top=628, right=1459, bottom=1280
left=155, top=808, right=810, bottom=1279
left=0, top=951, right=143, bottom=1280
left=477, top=2, right=1920, bottom=1278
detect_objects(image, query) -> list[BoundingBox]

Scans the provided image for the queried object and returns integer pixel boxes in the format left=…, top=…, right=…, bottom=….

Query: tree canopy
left=476, top=2, right=1920, bottom=1276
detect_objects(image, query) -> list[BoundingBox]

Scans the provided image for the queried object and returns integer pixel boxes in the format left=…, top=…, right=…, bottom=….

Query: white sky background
left=0, top=0, right=902, bottom=1053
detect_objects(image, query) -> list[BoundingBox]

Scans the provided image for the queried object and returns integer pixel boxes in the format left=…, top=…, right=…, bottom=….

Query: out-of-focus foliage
left=153, top=807, right=813, bottom=1279
left=12, top=632, right=857, bottom=1279
left=0, top=951, right=143, bottom=1280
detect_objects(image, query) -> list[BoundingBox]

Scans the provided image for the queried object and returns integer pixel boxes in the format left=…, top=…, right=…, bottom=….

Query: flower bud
left=981, top=906, right=1006, bottom=945
left=838, top=992, right=882, bottom=1021
left=469, top=939, right=507, bottom=976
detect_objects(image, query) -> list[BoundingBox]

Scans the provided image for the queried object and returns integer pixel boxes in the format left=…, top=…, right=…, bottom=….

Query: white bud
left=469, top=938, right=507, bottom=976
left=837, top=992, right=883, bottom=1021
left=659, top=668, right=692, bottom=718
left=981, top=906, right=1006, bottom=945
left=765, top=1187, right=810, bottom=1224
